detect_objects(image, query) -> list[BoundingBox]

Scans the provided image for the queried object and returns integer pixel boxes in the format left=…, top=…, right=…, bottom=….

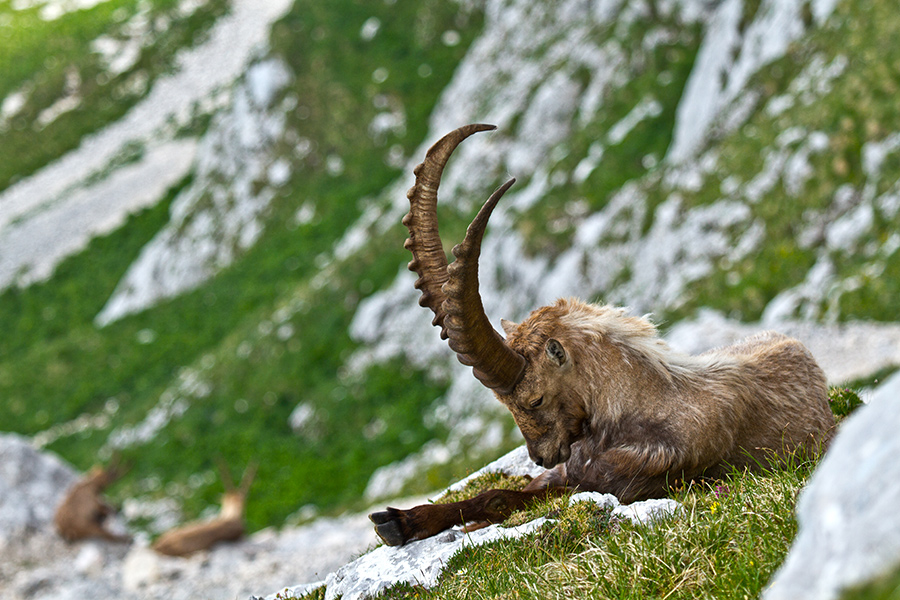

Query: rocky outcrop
left=95, top=57, right=295, bottom=326
left=0, top=433, right=75, bottom=549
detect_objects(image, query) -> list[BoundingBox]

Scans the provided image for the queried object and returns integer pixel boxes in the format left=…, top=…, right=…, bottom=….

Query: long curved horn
left=443, top=179, right=525, bottom=395
left=402, top=123, right=497, bottom=340
left=403, top=124, right=526, bottom=395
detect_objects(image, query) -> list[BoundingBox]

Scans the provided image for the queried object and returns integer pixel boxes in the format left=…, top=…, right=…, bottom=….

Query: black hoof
left=374, top=519, right=406, bottom=546
left=369, top=508, right=409, bottom=546
left=368, top=510, right=394, bottom=525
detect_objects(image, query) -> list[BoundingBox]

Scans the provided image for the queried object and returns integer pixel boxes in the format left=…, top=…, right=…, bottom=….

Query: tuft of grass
left=828, top=387, right=865, bottom=418
left=435, top=472, right=533, bottom=506
left=278, top=587, right=325, bottom=600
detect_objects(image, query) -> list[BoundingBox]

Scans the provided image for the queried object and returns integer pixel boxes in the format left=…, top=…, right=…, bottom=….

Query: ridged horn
left=443, top=178, right=525, bottom=395
left=402, top=123, right=497, bottom=340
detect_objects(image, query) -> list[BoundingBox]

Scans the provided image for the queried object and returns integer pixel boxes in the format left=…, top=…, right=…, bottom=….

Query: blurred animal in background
left=369, top=124, right=836, bottom=546
left=54, top=459, right=131, bottom=543
left=152, top=460, right=257, bottom=557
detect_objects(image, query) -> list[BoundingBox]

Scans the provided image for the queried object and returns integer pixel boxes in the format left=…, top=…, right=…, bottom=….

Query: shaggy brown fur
left=371, top=299, right=835, bottom=546
left=54, top=464, right=130, bottom=543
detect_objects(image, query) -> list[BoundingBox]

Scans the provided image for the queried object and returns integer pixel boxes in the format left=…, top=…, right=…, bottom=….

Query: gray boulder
left=0, top=433, right=76, bottom=548
left=763, top=371, right=900, bottom=600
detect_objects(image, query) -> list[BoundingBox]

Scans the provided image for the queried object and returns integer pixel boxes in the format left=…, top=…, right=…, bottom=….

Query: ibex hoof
left=368, top=510, right=406, bottom=546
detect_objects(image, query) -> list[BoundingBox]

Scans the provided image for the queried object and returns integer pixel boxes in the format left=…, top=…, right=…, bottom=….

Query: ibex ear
left=546, top=339, right=568, bottom=367
left=500, top=319, right=518, bottom=337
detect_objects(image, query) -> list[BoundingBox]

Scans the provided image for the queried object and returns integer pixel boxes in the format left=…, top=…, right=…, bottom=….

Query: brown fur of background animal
left=54, top=463, right=130, bottom=543
left=151, top=461, right=257, bottom=557
left=369, top=124, right=836, bottom=547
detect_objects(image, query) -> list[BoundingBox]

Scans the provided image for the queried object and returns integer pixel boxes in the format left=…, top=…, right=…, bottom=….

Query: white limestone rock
left=763, top=371, right=900, bottom=600
left=569, top=491, right=682, bottom=525
left=0, top=433, right=75, bottom=549
left=320, top=518, right=550, bottom=600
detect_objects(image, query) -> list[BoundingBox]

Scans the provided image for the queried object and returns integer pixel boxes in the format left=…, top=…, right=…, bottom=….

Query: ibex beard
left=369, top=123, right=835, bottom=547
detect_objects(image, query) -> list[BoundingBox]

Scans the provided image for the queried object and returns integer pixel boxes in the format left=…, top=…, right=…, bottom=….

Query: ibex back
left=54, top=463, right=130, bottom=543
left=152, top=461, right=257, bottom=557
left=369, top=124, right=835, bottom=546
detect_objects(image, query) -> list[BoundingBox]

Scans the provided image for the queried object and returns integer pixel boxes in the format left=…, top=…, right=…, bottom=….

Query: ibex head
left=216, top=458, right=257, bottom=519
left=404, top=124, right=591, bottom=468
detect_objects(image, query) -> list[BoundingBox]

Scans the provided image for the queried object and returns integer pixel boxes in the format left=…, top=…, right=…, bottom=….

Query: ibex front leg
left=369, top=482, right=571, bottom=546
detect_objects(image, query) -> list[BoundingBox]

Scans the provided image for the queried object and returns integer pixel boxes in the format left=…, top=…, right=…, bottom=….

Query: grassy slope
left=0, top=0, right=484, bottom=530
left=383, top=465, right=809, bottom=600
left=288, top=453, right=815, bottom=600
left=0, top=0, right=229, bottom=190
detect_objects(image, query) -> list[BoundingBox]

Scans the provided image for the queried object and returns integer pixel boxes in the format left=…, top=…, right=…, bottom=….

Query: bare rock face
left=763, top=371, right=900, bottom=600
left=0, top=433, right=76, bottom=549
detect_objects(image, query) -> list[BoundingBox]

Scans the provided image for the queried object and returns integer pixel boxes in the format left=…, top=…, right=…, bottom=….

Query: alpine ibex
left=369, top=124, right=836, bottom=546
left=152, top=462, right=257, bottom=557
left=54, top=462, right=130, bottom=543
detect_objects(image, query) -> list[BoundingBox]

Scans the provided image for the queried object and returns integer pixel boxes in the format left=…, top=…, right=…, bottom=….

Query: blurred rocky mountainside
left=0, top=0, right=898, bottom=539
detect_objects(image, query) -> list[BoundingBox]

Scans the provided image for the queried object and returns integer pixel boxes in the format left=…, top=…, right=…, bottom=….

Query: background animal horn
left=443, top=178, right=525, bottom=395
left=402, top=123, right=497, bottom=340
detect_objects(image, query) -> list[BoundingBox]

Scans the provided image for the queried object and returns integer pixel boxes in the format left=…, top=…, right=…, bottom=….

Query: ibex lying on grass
left=152, top=462, right=257, bottom=557
left=369, top=124, right=836, bottom=546
left=54, top=462, right=130, bottom=543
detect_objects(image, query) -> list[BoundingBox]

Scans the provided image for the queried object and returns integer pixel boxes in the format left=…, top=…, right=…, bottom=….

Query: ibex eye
left=530, top=396, right=544, bottom=409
